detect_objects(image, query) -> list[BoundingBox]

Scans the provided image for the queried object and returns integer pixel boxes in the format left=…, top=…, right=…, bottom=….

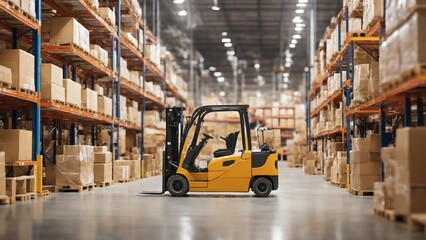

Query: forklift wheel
left=252, top=177, right=272, bottom=197
left=167, top=175, right=189, bottom=197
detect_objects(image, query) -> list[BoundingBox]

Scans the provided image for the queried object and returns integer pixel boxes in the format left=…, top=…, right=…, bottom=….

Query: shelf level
left=310, top=89, right=343, bottom=118
left=311, top=127, right=346, bottom=139
left=0, top=87, right=39, bottom=110
left=0, top=1, right=39, bottom=32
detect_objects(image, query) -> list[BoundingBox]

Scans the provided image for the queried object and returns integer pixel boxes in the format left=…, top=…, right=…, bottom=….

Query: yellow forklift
left=143, top=105, right=278, bottom=197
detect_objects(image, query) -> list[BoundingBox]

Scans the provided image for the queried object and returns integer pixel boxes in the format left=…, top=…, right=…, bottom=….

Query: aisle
left=0, top=162, right=423, bottom=240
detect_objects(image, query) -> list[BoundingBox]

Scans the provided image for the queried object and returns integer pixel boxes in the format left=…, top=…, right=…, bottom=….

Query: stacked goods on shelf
left=0, top=65, right=12, bottom=86
left=146, top=44, right=161, bottom=67
left=0, top=49, right=35, bottom=91
left=380, top=3, right=425, bottom=91
left=93, top=146, right=112, bottom=185
left=330, top=151, right=347, bottom=187
left=99, top=7, right=116, bottom=26
left=96, top=84, right=113, bottom=117
left=373, top=146, right=395, bottom=212
left=145, top=81, right=164, bottom=99
left=0, top=152, right=6, bottom=200
left=126, top=99, right=141, bottom=127
left=393, top=128, right=426, bottom=216
left=304, top=152, right=321, bottom=175
left=113, top=160, right=131, bottom=182
left=63, top=79, right=82, bottom=108
left=351, top=48, right=379, bottom=107
left=119, top=95, right=127, bottom=122
left=81, top=88, right=98, bottom=112
left=55, top=145, right=95, bottom=190
left=41, top=63, right=65, bottom=102
left=89, top=44, right=109, bottom=67
left=287, top=135, right=306, bottom=167
left=48, top=17, right=90, bottom=53
left=143, top=111, right=166, bottom=177
left=350, top=133, right=381, bottom=194
left=362, top=0, right=383, bottom=31
left=120, top=57, right=130, bottom=81
left=0, top=129, right=32, bottom=164
left=7, top=0, right=36, bottom=18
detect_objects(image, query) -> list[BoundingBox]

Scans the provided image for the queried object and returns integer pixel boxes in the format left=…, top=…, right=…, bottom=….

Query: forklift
left=143, top=105, right=279, bottom=197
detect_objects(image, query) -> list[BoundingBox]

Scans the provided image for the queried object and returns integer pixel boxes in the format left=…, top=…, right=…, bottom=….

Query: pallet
left=331, top=181, right=346, bottom=188
left=0, top=195, right=11, bottom=205
left=347, top=32, right=366, bottom=37
left=64, top=102, right=81, bottom=110
left=11, top=87, right=37, bottom=97
left=95, top=181, right=113, bottom=187
left=21, top=10, right=37, bottom=23
left=350, top=188, right=374, bottom=196
left=7, top=0, right=19, bottom=11
left=0, top=80, right=12, bottom=88
left=400, top=63, right=426, bottom=82
left=287, top=163, right=303, bottom=168
left=58, top=184, right=95, bottom=192
left=15, top=192, right=37, bottom=201
left=115, top=179, right=130, bottom=183
left=37, top=190, right=51, bottom=197
left=410, top=214, right=426, bottom=235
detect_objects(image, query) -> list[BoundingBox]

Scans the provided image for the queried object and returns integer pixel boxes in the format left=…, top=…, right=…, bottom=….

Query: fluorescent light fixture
left=284, top=77, right=289, bottom=83
left=221, top=38, right=231, bottom=43
left=295, top=27, right=303, bottom=32
left=214, top=72, right=222, bottom=77
left=292, top=16, right=303, bottom=23
left=295, top=9, right=304, bottom=14
left=222, top=32, right=227, bottom=36
left=294, top=91, right=301, bottom=96
left=289, top=44, right=296, bottom=48
left=219, top=91, right=225, bottom=97
left=178, top=10, right=187, bottom=16
left=285, top=62, right=291, bottom=68
left=285, top=57, right=292, bottom=63
left=291, top=39, right=297, bottom=44
left=217, top=77, right=225, bottom=82
left=224, top=42, right=232, bottom=47
left=297, top=3, right=306, bottom=7
left=283, top=83, right=288, bottom=89
left=293, top=34, right=301, bottom=39
left=173, top=0, right=185, bottom=4
left=254, top=63, right=260, bottom=69
left=209, top=66, right=216, bottom=71
left=299, top=0, right=308, bottom=3
left=256, top=91, right=262, bottom=98
left=212, top=0, right=220, bottom=10
left=283, top=73, right=290, bottom=78
left=296, top=23, right=306, bottom=27
left=227, top=50, right=235, bottom=56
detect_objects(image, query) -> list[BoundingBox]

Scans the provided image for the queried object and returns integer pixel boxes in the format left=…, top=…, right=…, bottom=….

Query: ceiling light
left=292, top=16, right=303, bottom=23
left=294, top=91, right=301, bottom=96
left=256, top=90, right=262, bottom=98
left=178, top=10, right=187, bottom=16
left=254, top=63, right=260, bottom=69
left=227, top=50, right=235, bottom=56
left=222, top=32, right=227, bottom=36
left=296, top=23, right=306, bottom=27
left=173, top=0, right=185, bottom=4
left=297, top=3, right=306, bottom=7
left=217, top=77, right=225, bottom=82
left=221, top=38, right=231, bottom=43
left=285, top=62, right=291, bottom=68
left=295, top=27, right=303, bottom=32
left=295, top=9, right=304, bottom=14
left=209, top=66, right=216, bottom=71
left=289, top=44, right=296, bottom=48
left=299, top=0, right=308, bottom=3
left=284, top=77, right=289, bottom=83
left=212, top=0, right=220, bottom=11
left=291, top=39, right=297, bottom=44
left=293, top=34, right=301, bottom=39
left=283, top=83, right=288, bottom=89
left=224, top=42, right=232, bottom=47
left=286, top=57, right=292, bottom=63
left=283, top=73, right=289, bottom=78
left=219, top=91, right=225, bottom=97
left=214, top=72, right=222, bottom=77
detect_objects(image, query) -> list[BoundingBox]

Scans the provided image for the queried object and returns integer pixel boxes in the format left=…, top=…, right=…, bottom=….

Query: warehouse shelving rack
left=307, top=0, right=383, bottom=176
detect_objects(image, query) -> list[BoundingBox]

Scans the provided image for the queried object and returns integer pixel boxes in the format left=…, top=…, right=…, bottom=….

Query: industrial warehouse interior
left=0, top=0, right=425, bottom=239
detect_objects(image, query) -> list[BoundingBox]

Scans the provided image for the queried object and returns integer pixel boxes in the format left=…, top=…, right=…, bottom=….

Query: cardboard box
left=81, top=88, right=98, bottom=112
left=49, top=17, right=79, bottom=45
left=94, top=152, right=111, bottom=163
left=94, top=146, right=108, bottom=153
left=395, top=127, right=426, bottom=185
left=63, top=79, right=81, bottom=107
left=351, top=162, right=382, bottom=175
left=0, top=49, right=34, bottom=91
left=0, top=129, right=32, bottom=163
left=351, top=174, right=381, bottom=190
left=350, top=150, right=369, bottom=163
left=394, top=186, right=426, bottom=216
left=97, top=95, right=112, bottom=116
left=41, top=63, right=63, bottom=86
left=55, top=150, right=94, bottom=187
left=41, top=83, right=65, bottom=102
left=113, top=165, right=130, bottom=181
left=99, top=7, right=116, bottom=26
left=0, top=65, right=12, bottom=85
left=94, top=162, right=112, bottom=183
left=129, top=159, right=141, bottom=179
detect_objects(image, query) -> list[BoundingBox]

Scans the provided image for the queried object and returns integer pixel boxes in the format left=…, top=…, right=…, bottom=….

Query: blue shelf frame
left=32, top=0, right=41, bottom=161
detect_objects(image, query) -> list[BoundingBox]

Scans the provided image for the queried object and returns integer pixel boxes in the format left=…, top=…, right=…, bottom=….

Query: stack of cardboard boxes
left=0, top=49, right=35, bottom=92
left=93, top=146, right=112, bottom=185
left=304, top=152, right=319, bottom=175
left=0, top=64, right=12, bottom=86
left=49, top=17, right=90, bottom=53
left=99, top=7, right=116, bottom=26
left=0, top=129, right=32, bottom=164
left=362, top=0, right=383, bottom=32
left=89, top=44, right=109, bottom=66
left=96, top=84, right=113, bottom=117
left=350, top=133, right=382, bottom=192
left=113, top=160, right=130, bottom=182
left=56, top=145, right=95, bottom=189
left=330, top=152, right=347, bottom=186
left=82, top=88, right=98, bottom=112
left=63, top=78, right=82, bottom=108
left=373, top=146, right=396, bottom=212
left=41, top=63, right=65, bottom=102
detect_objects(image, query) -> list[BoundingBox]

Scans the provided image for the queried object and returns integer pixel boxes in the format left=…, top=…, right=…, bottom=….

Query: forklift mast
left=164, top=107, right=186, bottom=177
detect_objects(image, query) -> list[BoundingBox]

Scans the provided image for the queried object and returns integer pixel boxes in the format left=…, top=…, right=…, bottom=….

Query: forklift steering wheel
left=202, top=133, right=214, bottom=140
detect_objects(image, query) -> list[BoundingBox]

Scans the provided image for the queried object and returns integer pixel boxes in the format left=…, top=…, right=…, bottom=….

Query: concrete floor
left=0, top=162, right=424, bottom=240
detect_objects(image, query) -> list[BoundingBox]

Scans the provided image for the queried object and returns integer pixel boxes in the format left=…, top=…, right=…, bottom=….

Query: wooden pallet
left=58, top=184, right=95, bottom=192
left=331, top=181, right=346, bottom=188
left=21, top=10, right=37, bottom=23
left=115, top=179, right=130, bottom=183
left=0, top=80, right=12, bottom=88
left=410, top=214, right=426, bottom=235
left=350, top=188, right=374, bottom=196
left=95, top=181, right=113, bottom=187
left=64, top=102, right=81, bottom=110
left=400, top=63, right=426, bottom=82
left=15, top=192, right=37, bottom=201
left=347, top=32, right=366, bottom=37
left=0, top=195, right=11, bottom=205
left=37, top=190, right=51, bottom=197
left=7, top=0, right=19, bottom=11
left=11, top=87, right=37, bottom=97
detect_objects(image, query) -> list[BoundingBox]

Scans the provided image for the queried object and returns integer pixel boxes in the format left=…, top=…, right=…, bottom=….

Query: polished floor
left=0, top=162, right=424, bottom=240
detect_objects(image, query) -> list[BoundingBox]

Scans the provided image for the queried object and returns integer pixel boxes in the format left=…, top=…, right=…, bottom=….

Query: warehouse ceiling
left=147, top=0, right=342, bottom=92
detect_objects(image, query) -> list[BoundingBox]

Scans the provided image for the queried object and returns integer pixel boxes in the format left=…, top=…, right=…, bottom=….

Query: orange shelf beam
left=0, top=1, right=40, bottom=31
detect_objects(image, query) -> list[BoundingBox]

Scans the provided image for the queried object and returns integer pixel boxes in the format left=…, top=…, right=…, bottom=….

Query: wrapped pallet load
left=56, top=145, right=94, bottom=189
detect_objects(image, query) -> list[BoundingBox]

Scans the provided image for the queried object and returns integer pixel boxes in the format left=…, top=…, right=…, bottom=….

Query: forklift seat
left=213, top=131, right=240, bottom=158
